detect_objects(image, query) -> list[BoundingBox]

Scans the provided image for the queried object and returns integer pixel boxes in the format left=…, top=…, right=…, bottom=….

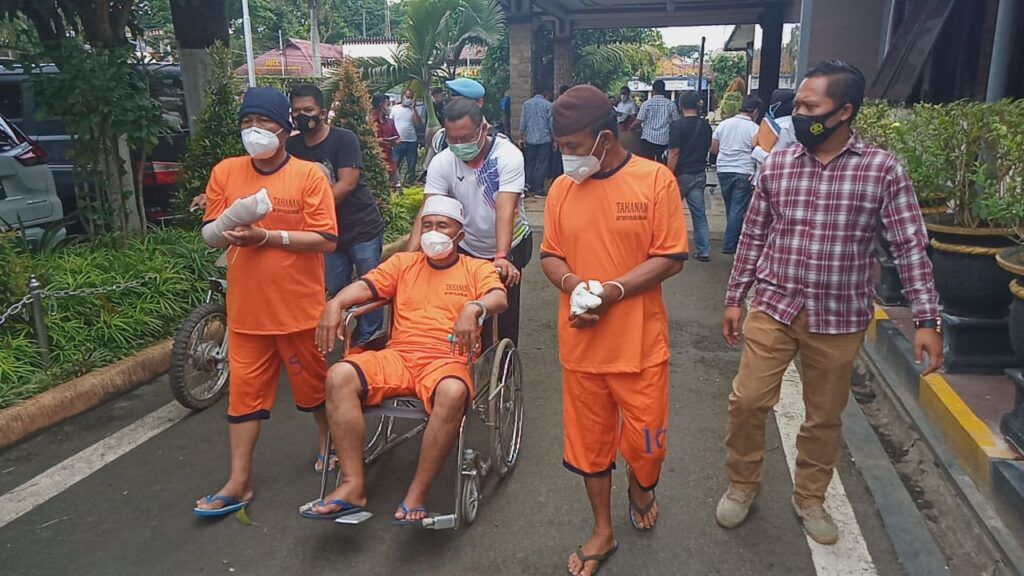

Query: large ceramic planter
left=997, top=247, right=1024, bottom=362
left=926, top=217, right=1015, bottom=318
left=875, top=206, right=949, bottom=306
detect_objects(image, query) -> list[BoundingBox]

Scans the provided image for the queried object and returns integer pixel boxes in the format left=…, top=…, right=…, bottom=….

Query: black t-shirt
left=668, top=116, right=712, bottom=175
left=287, top=127, right=384, bottom=250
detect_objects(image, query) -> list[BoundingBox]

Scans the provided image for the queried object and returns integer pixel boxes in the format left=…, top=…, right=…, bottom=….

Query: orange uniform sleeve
left=755, top=120, right=779, bottom=153
left=361, top=252, right=406, bottom=300
left=649, top=171, right=689, bottom=258
left=539, top=179, right=567, bottom=259
left=202, top=161, right=228, bottom=224
left=470, top=258, right=507, bottom=298
left=302, top=166, right=338, bottom=239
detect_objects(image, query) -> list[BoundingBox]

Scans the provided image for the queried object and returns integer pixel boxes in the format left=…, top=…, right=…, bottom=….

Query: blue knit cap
left=238, top=87, right=293, bottom=132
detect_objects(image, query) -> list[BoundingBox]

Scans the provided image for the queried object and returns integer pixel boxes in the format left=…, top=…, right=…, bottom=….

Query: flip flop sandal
left=567, top=541, right=618, bottom=576
left=390, top=502, right=430, bottom=526
left=193, top=494, right=250, bottom=517
left=298, top=498, right=364, bottom=520
left=313, top=452, right=338, bottom=473
left=627, top=487, right=658, bottom=531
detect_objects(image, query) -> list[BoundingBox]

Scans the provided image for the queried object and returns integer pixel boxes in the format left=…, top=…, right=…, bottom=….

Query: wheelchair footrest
left=421, top=514, right=457, bottom=530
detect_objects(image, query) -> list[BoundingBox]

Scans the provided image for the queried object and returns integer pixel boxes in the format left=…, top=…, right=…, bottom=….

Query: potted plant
left=894, top=101, right=1015, bottom=318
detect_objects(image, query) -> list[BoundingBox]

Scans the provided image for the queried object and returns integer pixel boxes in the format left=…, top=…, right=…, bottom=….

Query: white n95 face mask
left=420, top=230, right=455, bottom=259
left=241, top=126, right=282, bottom=159
left=562, top=131, right=609, bottom=184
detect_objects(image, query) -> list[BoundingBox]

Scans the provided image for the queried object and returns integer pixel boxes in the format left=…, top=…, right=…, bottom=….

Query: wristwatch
left=914, top=318, right=941, bottom=332
left=280, top=230, right=291, bottom=246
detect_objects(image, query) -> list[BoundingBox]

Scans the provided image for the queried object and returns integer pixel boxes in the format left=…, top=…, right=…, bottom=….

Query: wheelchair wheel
left=490, top=339, right=523, bottom=478
left=169, top=302, right=229, bottom=411
left=460, top=472, right=480, bottom=526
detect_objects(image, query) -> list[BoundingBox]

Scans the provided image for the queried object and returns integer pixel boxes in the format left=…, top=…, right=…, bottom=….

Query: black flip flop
left=627, top=487, right=658, bottom=531
left=567, top=541, right=618, bottom=576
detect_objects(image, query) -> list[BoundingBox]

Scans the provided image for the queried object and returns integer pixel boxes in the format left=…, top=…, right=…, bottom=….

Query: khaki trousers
left=725, top=309, right=865, bottom=505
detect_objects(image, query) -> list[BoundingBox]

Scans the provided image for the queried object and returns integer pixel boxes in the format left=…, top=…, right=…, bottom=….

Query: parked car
left=0, top=110, right=64, bottom=244
left=0, top=63, right=189, bottom=226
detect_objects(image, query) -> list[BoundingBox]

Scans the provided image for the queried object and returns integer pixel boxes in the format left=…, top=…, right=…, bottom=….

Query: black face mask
left=792, top=106, right=845, bottom=149
left=294, top=113, right=322, bottom=134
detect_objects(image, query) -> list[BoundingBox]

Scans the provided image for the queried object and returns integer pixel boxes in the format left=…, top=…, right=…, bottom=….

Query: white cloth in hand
left=570, top=280, right=605, bottom=316
left=201, top=188, right=274, bottom=248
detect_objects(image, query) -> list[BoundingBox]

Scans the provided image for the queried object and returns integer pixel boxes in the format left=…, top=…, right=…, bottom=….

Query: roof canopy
left=524, top=0, right=800, bottom=30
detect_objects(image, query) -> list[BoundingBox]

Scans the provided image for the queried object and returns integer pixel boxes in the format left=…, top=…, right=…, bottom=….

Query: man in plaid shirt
left=715, top=61, right=943, bottom=545
left=632, top=79, right=679, bottom=163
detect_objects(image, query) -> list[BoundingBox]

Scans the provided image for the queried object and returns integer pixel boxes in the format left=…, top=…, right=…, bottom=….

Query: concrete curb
left=0, top=339, right=172, bottom=450
left=863, top=306, right=1024, bottom=572
left=0, top=235, right=411, bottom=451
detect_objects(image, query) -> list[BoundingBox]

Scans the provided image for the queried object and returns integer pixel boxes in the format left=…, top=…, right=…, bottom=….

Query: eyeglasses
left=447, top=126, right=483, bottom=145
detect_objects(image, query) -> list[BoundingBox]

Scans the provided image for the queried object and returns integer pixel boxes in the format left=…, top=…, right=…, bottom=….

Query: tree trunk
left=102, top=135, right=143, bottom=236
left=171, top=0, right=230, bottom=127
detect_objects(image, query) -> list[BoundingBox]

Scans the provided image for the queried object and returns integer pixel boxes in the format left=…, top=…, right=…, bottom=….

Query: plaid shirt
left=636, top=95, right=680, bottom=145
left=725, top=132, right=938, bottom=334
left=518, top=94, right=553, bottom=145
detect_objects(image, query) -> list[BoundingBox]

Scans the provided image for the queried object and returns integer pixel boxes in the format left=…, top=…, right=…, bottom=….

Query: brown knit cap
left=552, top=85, right=613, bottom=138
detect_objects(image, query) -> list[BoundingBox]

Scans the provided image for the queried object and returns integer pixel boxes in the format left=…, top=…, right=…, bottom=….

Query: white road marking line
left=0, top=401, right=190, bottom=530
left=776, top=363, right=878, bottom=576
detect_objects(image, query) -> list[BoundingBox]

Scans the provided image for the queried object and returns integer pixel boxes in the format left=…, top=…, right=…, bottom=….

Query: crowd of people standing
left=188, top=59, right=944, bottom=576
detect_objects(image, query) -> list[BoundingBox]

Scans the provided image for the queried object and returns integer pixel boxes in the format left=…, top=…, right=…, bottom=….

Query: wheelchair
left=315, top=299, right=524, bottom=530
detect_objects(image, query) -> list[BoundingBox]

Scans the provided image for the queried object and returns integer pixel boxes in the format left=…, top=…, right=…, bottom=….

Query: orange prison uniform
left=540, top=154, right=687, bottom=488
left=203, top=156, right=337, bottom=421
left=341, top=252, right=506, bottom=413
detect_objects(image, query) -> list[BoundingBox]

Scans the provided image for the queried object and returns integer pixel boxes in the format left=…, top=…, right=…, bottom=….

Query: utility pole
left=697, top=36, right=706, bottom=117
left=241, top=0, right=256, bottom=87
left=362, top=9, right=367, bottom=38
left=385, top=0, right=392, bottom=37
left=279, top=29, right=286, bottom=77
left=309, top=0, right=323, bottom=77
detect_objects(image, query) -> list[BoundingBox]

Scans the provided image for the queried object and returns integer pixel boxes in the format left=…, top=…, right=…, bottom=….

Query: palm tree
left=332, top=0, right=504, bottom=132
left=573, top=43, right=664, bottom=91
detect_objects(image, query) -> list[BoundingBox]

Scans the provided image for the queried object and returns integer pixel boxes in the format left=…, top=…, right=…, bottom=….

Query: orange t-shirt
left=362, top=252, right=506, bottom=358
left=204, top=156, right=338, bottom=334
left=540, top=154, right=688, bottom=373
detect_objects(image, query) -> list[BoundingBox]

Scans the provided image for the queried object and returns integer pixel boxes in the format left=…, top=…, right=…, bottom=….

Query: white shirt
left=713, top=114, right=759, bottom=175
left=389, top=104, right=419, bottom=142
left=424, top=136, right=530, bottom=258
left=614, top=99, right=638, bottom=124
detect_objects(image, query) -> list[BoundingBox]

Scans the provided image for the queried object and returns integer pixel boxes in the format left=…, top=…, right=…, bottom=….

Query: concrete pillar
left=987, top=0, right=1020, bottom=102
left=508, top=20, right=534, bottom=137
left=553, top=20, right=573, bottom=92
left=758, top=4, right=783, bottom=102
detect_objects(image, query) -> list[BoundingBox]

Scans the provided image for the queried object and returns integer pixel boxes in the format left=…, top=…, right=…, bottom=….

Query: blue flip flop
left=298, top=498, right=364, bottom=520
left=390, top=502, right=429, bottom=526
left=313, top=452, right=337, bottom=473
left=193, top=494, right=250, bottom=517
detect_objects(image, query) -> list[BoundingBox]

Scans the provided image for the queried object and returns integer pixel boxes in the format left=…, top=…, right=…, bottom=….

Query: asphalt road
left=0, top=232, right=907, bottom=576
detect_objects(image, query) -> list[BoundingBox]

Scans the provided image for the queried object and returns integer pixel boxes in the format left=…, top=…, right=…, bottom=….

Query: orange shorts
left=342, top=349, right=472, bottom=414
left=562, top=362, right=669, bottom=490
left=227, top=329, right=326, bottom=422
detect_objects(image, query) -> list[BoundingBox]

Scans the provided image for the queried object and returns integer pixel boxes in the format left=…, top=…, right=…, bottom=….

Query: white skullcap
left=421, top=195, right=465, bottom=225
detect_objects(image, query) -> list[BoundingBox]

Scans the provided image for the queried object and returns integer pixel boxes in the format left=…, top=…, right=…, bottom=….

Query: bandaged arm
left=201, top=188, right=273, bottom=248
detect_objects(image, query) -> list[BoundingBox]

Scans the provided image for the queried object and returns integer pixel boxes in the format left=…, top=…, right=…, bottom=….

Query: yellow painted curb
left=867, top=305, right=889, bottom=342
left=0, top=339, right=172, bottom=450
left=919, top=373, right=1016, bottom=488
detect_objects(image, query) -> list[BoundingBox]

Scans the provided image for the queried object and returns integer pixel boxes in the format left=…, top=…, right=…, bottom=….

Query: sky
left=659, top=24, right=798, bottom=51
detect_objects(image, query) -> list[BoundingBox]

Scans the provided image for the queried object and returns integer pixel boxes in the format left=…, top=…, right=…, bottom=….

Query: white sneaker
left=715, top=485, right=759, bottom=528
left=792, top=496, right=839, bottom=545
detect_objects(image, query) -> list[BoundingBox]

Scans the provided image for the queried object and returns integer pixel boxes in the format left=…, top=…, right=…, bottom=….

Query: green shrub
left=0, top=228, right=218, bottom=408
left=176, top=44, right=246, bottom=227
left=718, top=90, right=742, bottom=120
left=323, top=59, right=392, bottom=203
left=382, top=187, right=424, bottom=243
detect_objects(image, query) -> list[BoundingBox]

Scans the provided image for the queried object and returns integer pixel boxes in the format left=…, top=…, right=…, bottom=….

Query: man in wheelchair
left=303, top=195, right=508, bottom=523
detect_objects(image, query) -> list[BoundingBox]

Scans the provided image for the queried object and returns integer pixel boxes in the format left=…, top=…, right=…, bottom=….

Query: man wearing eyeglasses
left=406, top=97, right=530, bottom=346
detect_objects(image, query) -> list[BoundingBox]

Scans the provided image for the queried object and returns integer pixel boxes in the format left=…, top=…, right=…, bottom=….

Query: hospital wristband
left=603, top=281, right=626, bottom=301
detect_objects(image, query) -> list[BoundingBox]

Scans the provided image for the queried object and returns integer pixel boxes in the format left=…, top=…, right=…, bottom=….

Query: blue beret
left=238, top=87, right=293, bottom=132
left=445, top=78, right=485, bottom=100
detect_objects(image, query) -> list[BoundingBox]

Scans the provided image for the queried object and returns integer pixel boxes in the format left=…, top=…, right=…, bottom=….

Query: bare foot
left=195, top=480, right=252, bottom=511
left=566, top=532, right=616, bottom=576
left=310, top=481, right=367, bottom=515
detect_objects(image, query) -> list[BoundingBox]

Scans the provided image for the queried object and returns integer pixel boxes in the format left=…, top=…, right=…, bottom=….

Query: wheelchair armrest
left=343, top=299, right=390, bottom=343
